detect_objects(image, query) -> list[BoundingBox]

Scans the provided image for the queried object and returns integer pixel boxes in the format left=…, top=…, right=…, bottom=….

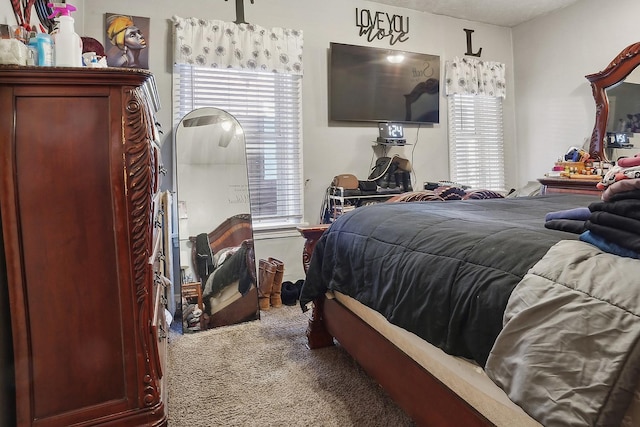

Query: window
left=447, top=94, right=505, bottom=191
left=173, top=64, right=304, bottom=229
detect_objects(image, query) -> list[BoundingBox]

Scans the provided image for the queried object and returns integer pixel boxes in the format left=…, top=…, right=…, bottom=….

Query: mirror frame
left=586, top=41, right=640, bottom=162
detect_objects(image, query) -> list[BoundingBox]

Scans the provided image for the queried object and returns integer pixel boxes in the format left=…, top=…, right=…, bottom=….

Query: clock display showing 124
left=379, top=122, right=404, bottom=139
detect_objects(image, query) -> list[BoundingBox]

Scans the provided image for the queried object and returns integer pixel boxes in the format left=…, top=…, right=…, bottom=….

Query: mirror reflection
left=176, top=107, right=259, bottom=333
left=606, top=67, right=640, bottom=137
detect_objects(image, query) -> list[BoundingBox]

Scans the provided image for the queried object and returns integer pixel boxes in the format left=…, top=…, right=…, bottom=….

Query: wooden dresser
left=538, top=176, right=602, bottom=196
left=0, top=66, right=168, bottom=426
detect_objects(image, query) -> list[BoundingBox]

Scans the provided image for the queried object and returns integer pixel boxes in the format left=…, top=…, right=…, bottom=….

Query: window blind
left=173, top=64, right=304, bottom=229
left=448, top=94, right=505, bottom=191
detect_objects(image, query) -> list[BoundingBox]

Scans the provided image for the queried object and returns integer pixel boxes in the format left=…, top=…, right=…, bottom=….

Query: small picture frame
left=0, top=24, right=11, bottom=40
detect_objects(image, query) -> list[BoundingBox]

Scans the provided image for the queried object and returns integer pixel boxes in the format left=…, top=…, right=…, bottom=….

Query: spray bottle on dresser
left=48, top=2, right=83, bottom=66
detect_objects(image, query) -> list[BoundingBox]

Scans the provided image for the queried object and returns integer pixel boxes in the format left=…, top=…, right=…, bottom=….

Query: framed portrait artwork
left=104, top=13, right=150, bottom=69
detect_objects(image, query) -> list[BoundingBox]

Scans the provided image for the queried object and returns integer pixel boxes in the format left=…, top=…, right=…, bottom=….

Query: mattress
left=208, top=280, right=243, bottom=315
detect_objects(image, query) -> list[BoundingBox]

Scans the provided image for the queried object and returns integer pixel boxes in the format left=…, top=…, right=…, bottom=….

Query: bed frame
left=189, top=213, right=255, bottom=258
left=294, top=40, right=640, bottom=426
left=298, top=225, right=494, bottom=426
left=188, top=213, right=259, bottom=328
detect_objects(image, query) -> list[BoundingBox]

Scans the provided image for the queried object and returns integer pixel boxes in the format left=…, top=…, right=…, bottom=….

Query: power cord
left=318, top=186, right=330, bottom=224
left=408, top=124, right=420, bottom=188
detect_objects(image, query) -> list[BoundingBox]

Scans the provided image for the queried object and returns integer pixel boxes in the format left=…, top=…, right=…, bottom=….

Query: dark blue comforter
left=300, top=194, right=600, bottom=366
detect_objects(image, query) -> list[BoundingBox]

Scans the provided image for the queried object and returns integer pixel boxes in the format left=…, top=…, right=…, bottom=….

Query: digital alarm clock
left=377, top=122, right=406, bottom=144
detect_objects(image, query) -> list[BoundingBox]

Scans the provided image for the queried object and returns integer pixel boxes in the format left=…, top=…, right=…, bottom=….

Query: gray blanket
left=486, top=240, right=640, bottom=427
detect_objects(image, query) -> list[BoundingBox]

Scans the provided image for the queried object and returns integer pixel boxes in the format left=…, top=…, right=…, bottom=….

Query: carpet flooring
left=167, top=305, right=415, bottom=426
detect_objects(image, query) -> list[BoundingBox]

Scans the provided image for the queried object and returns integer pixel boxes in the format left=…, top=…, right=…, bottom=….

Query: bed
left=185, top=213, right=259, bottom=330
left=299, top=192, right=640, bottom=426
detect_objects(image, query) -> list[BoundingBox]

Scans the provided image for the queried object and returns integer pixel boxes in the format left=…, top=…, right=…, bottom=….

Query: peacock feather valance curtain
left=172, top=15, right=303, bottom=75
left=445, top=56, right=506, bottom=98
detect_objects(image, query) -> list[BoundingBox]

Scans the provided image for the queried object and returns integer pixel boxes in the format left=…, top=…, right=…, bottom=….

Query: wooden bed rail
left=317, top=296, right=494, bottom=427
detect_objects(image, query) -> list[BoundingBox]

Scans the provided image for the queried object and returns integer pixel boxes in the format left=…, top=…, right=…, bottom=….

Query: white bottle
left=50, top=3, right=83, bottom=67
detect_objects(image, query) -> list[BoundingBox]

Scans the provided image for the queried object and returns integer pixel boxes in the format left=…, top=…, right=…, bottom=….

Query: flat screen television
left=329, top=42, right=440, bottom=124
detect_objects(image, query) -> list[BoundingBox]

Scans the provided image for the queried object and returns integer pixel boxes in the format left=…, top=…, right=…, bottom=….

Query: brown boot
left=268, top=257, right=285, bottom=308
left=258, top=259, right=276, bottom=310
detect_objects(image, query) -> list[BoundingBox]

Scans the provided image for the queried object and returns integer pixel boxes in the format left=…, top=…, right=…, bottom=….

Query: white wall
left=73, top=1, right=515, bottom=191
left=512, top=0, right=640, bottom=184
left=6, top=0, right=638, bottom=282
left=0, top=1, right=518, bottom=284
left=54, top=0, right=512, bottom=283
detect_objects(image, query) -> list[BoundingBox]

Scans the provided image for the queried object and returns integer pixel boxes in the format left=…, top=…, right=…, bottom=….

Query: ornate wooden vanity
left=585, top=41, right=640, bottom=162
left=539, top=41, right=640, bottom=194
left=538, top=176, right=601, bottom=195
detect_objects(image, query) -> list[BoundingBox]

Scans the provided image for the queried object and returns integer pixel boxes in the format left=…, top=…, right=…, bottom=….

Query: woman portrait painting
left=105, top=14, right=150, bottom=69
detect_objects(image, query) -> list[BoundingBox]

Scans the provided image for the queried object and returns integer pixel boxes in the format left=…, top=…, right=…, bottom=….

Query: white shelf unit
left=325, top=186, right=401, bottom=223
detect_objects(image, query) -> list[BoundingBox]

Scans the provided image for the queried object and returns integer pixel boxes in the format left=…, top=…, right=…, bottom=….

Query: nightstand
left=296, top=224, right=331, bottom=273
left=296, top=224, right=333, bottom=349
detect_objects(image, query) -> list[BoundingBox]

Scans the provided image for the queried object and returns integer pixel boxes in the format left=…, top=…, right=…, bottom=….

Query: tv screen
left=329, top=42, right=440, bottom=124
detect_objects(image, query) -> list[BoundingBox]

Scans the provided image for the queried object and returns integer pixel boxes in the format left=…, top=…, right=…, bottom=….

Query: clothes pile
left=280, top=279, right=305, bottom=306
left=182, top=298, right=203, bottom=332
left=389, top=186, right=505, bottom=202
left=544, top=160, right=640, bottom=259
left=596, top=154, right=640, bottom=190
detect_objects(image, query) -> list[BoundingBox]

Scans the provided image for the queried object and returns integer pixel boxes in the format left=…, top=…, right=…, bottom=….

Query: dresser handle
left=159, top=166, right=167, bottom=176
left=158, top=324, right=167, bottom=340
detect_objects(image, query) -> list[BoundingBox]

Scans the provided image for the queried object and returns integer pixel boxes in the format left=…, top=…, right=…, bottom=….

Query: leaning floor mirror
left=175, top=107, right=259, bottom=333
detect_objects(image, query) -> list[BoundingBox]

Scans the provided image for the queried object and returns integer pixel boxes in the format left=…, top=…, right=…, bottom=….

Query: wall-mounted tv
left=329, top=42, right=440, bottom=124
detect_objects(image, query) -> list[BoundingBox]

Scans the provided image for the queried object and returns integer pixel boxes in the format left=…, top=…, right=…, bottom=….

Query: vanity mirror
left=586, top=41, right=640, bottom=162
left=175, top=107, right=259, bottom=333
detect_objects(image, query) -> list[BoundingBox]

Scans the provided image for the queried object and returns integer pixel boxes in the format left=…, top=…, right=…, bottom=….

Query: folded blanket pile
left=544, top=178, right=640, bottom=258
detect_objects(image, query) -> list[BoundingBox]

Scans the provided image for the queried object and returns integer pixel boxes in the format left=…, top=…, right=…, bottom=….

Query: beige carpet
left=167, top=305, right=415, bottom=426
